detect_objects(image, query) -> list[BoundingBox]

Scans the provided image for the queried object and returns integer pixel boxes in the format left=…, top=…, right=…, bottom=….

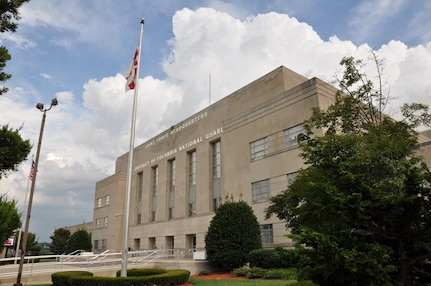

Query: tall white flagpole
left=121, top=18, right=144, bottom=277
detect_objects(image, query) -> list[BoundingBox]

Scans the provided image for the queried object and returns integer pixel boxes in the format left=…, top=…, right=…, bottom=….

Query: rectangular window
left=101, top=239, right=107, bottom=251
left=105, top=195, right=110, bottom=206
left=250, top=137, right=268, bottom=160
left=96, top=218, right=101, bottom=229
left=260, top=224, right=274, bottom=245
left=151, top=166, right=158, bottom=221
left=284, top=124, right=304, bottom=147
left=212, top=141, right=222, bottom=211
left=252, top=179, right=271, bottom=201
left=137, top=172, right=143, bottom=224
left=152, top=166, right=159, bottom=196
left=96, top=198, right=102, bottom=208
left=188, top=151, right=196, bottom=216
left=287, top=172, right=298, bottom=186
left=94, top=240, right=99, bottom=251
left=104, top=216, right=108, bottom=228
left=169, top=159, right=176, bottom=192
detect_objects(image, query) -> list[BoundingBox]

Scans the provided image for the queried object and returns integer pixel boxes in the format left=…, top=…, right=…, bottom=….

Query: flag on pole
left=28, top=160, right=35, bottom=181
left=124, top=43, right=140, bottom=92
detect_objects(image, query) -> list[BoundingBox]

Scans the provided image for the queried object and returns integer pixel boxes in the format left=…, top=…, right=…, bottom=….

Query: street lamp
left=15, top=98, right=58, bottom=286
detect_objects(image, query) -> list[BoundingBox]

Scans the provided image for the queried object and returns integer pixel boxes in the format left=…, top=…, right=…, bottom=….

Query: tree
left=14, top=231, right=39, bottom=255
left=265, top=55, right=431, bottom=286
left=0, top=124, right=32, bottom=179
left=0, top=0, right=30, bottom=94
left=49, top=228, right=70, bottom=254
left=0, top=193, right=20, bottom=252
left=205, top=196, right=262, bottom=270
left=67, top=229, right=92, bottom=253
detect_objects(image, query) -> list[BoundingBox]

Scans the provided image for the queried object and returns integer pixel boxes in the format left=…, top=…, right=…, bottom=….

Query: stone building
left=91, top=66, right=431, bottom=253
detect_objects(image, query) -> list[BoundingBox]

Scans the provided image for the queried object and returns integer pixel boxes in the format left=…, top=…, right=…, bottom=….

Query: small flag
left=28, top=160, right=35, bottom=181
left=124, top=43, right=140, bottom=92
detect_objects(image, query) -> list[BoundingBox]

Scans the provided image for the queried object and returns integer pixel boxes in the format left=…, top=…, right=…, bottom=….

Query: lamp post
left=15, top=98, right=58, bottom=286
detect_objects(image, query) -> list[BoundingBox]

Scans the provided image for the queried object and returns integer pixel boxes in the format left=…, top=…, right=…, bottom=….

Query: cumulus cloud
left=1, top=5, right=431, bottom=241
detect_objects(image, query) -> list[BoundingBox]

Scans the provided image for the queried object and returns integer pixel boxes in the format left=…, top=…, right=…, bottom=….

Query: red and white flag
left=28, top=160, right=35, bottom=181
left=124, top=43, right=140, bottom=92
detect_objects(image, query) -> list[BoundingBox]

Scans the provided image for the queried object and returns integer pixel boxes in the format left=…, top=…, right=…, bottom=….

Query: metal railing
left=0, top=248, right=203, bottom=281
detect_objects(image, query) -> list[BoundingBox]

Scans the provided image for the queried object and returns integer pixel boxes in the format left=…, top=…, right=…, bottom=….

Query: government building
left=91, top=66, right=431, bottom=254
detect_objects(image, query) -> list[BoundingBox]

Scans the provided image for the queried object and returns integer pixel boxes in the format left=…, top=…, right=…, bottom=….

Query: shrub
left=264, top=268, right=297, bottom=280
left=67, top=268, right=190, bottom=286
left=51, top=271, right=93, bottom=286
left=231, top=267, right=250, bottom=277
left=205, top=198, right=262, bottom=270
left=289, top=280, right=319, bottom=286
left=198, top=269, right=210, bottom=276
left=116, top=268, right=166, bottom=277
left=247, top=247, right=299, bottom=269
left=246, top=267, right=266, bottom=279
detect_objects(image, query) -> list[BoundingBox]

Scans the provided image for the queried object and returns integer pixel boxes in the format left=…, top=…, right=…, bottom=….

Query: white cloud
left=2, top=5, right=431, bottom=242
left=40, top=73, right=52, bottom=79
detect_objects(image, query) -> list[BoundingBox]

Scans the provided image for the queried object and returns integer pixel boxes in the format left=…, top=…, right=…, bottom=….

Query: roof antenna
left=209, top=74, right=211, bottom=105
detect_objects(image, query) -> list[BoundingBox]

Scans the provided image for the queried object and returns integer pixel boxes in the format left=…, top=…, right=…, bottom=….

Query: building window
left=96, top=218, right=101, bottom=229
left=284, top=124, right=304, bottom=147
left=104, top=216, right=108, bottom=228
left=252, top=179, right=271, bottom=201
left=137, top=172, right=143, bottom=224
left=168, top=159, right=176, bottom=220
left=188, top=151, right=196, bottom=216
left=94, top=240, right=99, bottom=250
left=96, top=198, right=102, bottom=208
left=250, top=137, right=268, bottom=160
left=101, top=239, right=107, bottom=251
left=260, top=224, right=274, bottom=245
left=105, top=195, right=110, bottom=206
left=151, top=166, right=158, bottom=222
left=212, top=141, right=222, bottom=211
left=169, top=159, right=176, bottom=192
left=287, top=172, right=298, bottom=186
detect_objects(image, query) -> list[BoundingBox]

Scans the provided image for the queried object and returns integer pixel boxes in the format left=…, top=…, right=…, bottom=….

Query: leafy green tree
left=266, top=55, right=431, bottom=286
left=15, top=231, right=39, bottom=255
left=0, top=193, right=20, bottom=252
left=205, top=196, right=262, bottom=270
left=49, top=228, right=70, bottom=254
left=0, top=0, right=30, bottom=94
left=67, top=229, right=92, bottom=253
left=0, top=124, right=32, bottom=179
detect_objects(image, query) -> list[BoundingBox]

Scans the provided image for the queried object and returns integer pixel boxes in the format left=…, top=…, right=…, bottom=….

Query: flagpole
left=121, top=18, right=144, bottom=277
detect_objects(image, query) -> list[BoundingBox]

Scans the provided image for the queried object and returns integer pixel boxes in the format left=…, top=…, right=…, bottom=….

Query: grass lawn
left=33, top=279, right=297, bottom=286
left=188, top=277, right=298, bottom=285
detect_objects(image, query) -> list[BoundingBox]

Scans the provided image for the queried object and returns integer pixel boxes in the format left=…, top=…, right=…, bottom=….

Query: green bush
left=67, top=268, right=190, bottom=286
left=116, top=268, right=166, bottom=277
left=231, top=267, right=250, bottom=277
left=247, top=247, right=299, bottom=269
left=246, top=267, right=266, bottom=279
left=51, top=271, right=93, bottom=286
left=264, top=268, right=297, bottom=280
left=198, top=269, right=210, bottom=276
left=290, top=280, right=319, bottom=286
left=205, top=199, right=262, bottom=270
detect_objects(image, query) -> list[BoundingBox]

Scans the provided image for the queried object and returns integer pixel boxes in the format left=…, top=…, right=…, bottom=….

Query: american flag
left=28, top=160, right=35, bottom=181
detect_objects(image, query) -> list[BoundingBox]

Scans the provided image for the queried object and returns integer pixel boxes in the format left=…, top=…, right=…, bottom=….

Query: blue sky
left=1, top=0, right=430, bottom=243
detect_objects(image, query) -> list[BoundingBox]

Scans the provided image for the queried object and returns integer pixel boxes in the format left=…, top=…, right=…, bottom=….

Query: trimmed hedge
left=53, top=268, right=190, bottom=286
left=115, top=268, right=167, bottom=277
left=51, top=271, right=93, bottom=286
